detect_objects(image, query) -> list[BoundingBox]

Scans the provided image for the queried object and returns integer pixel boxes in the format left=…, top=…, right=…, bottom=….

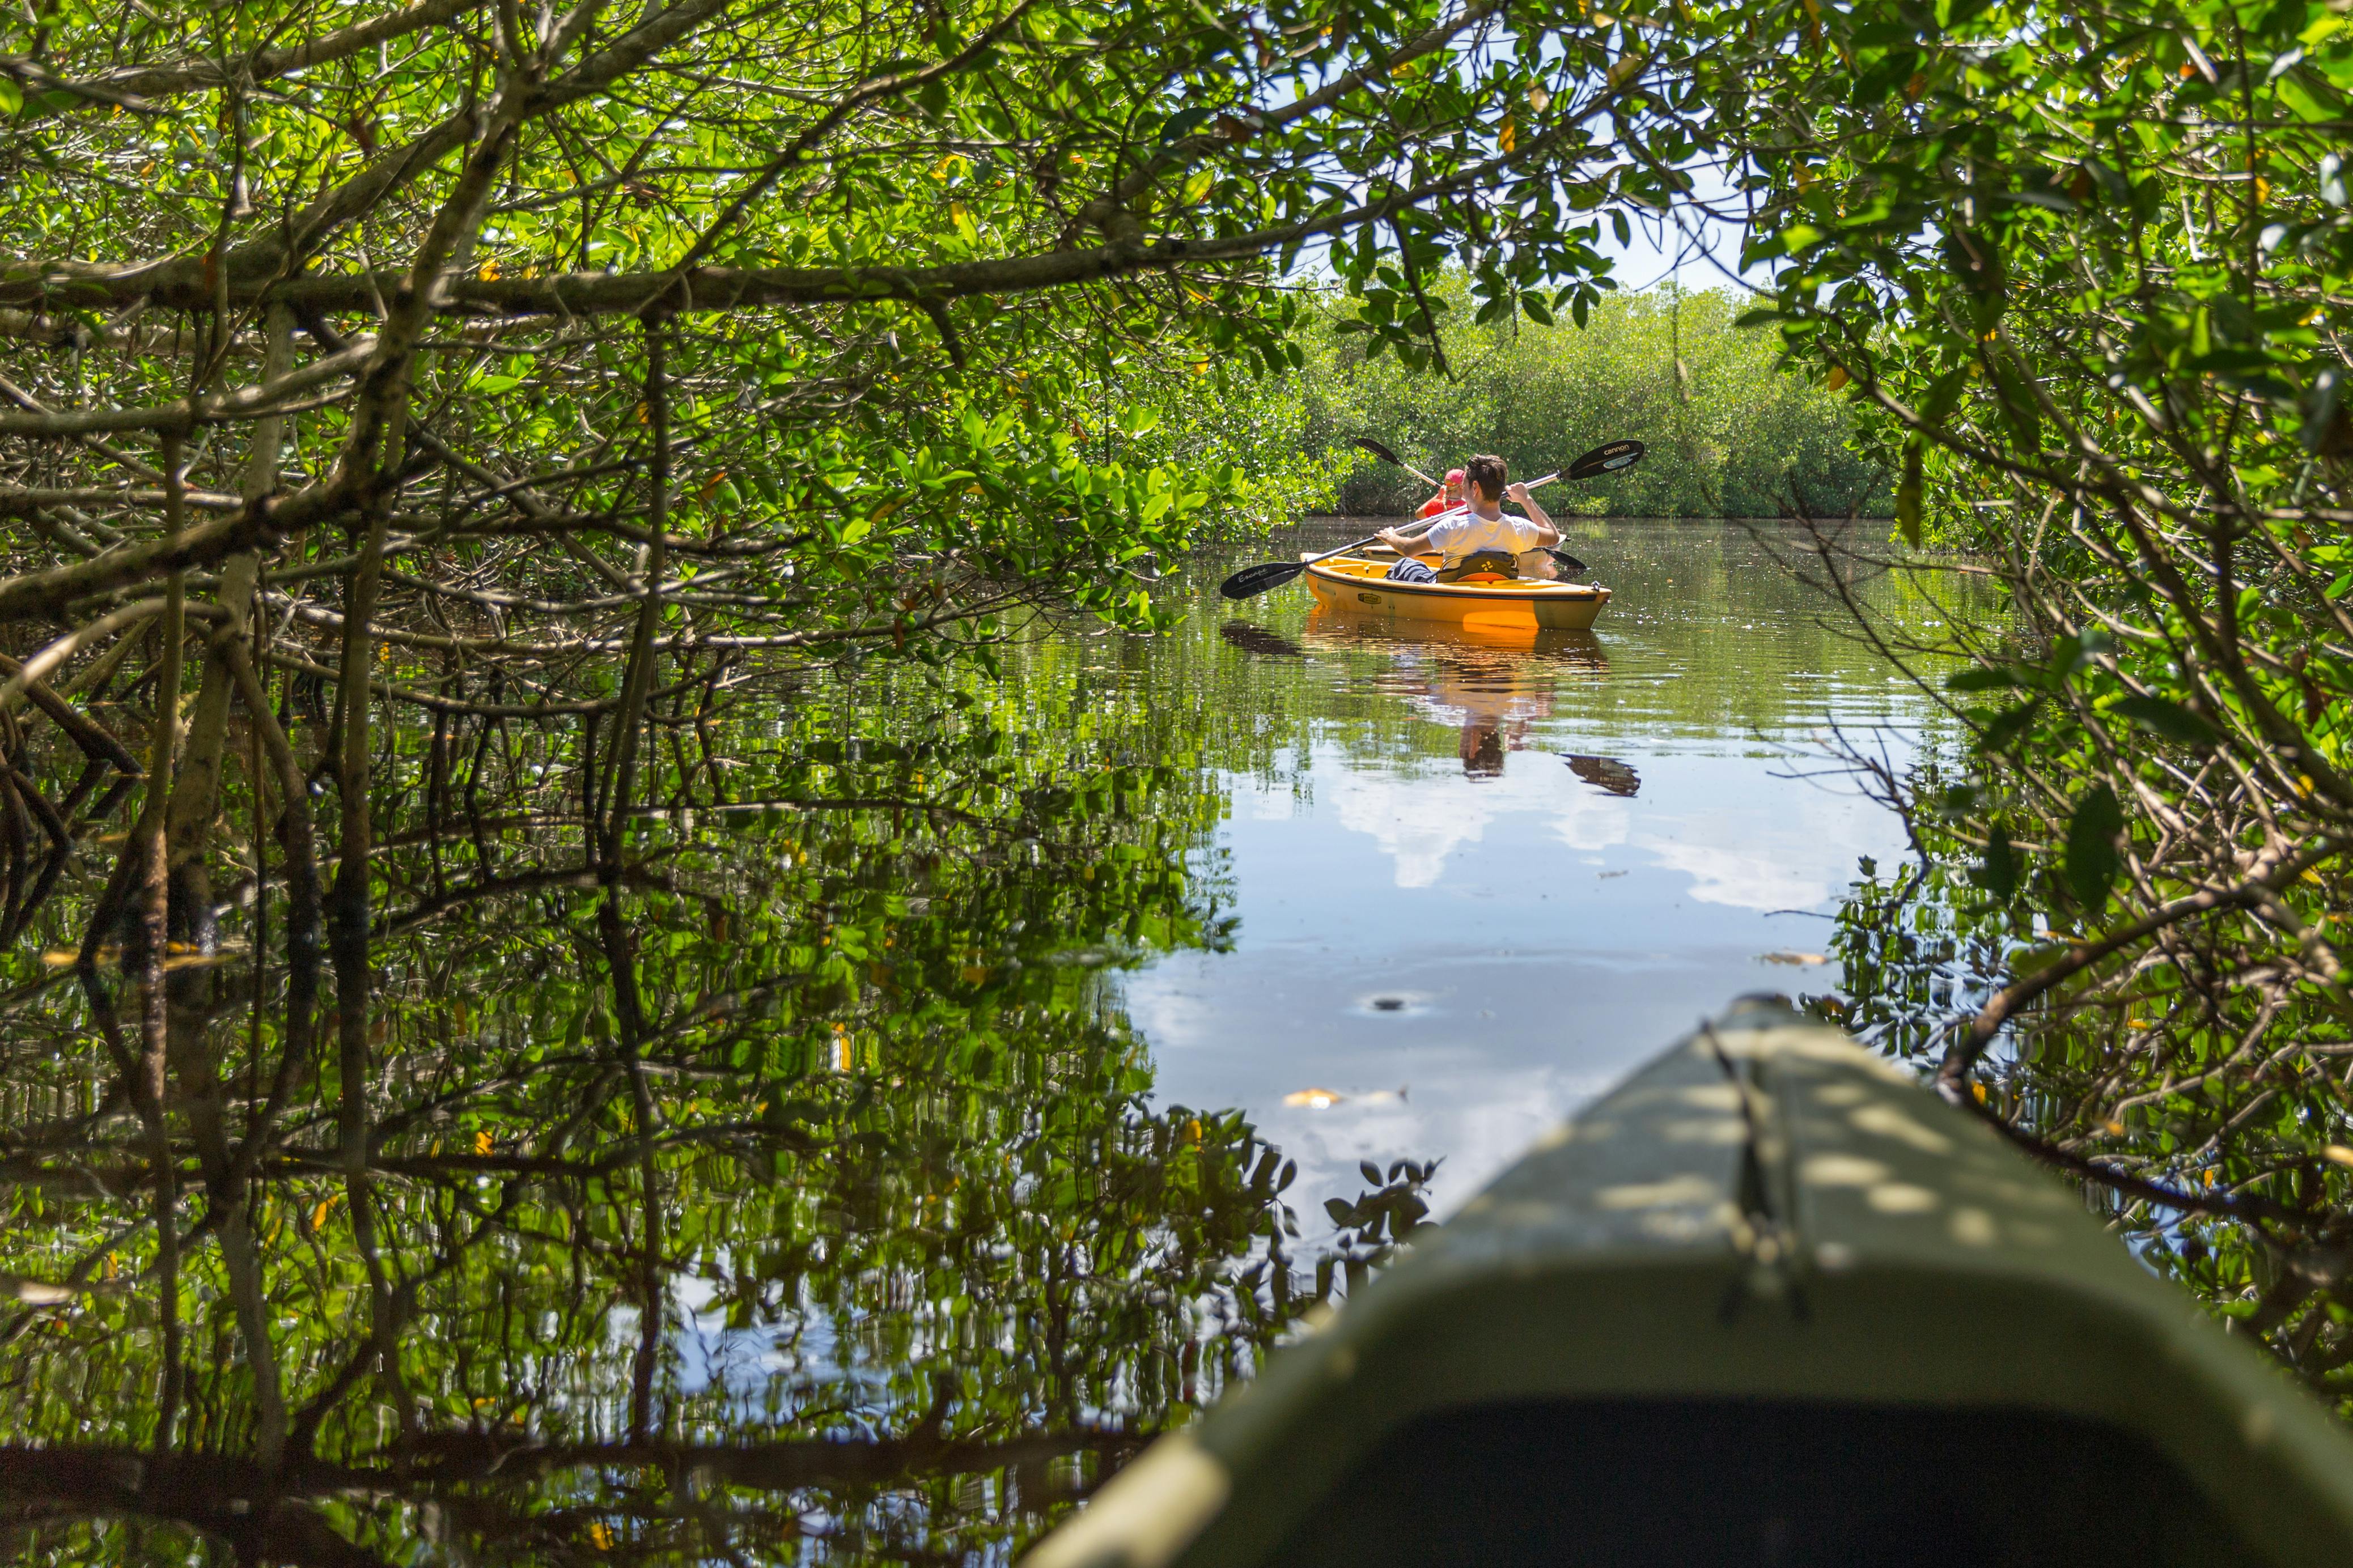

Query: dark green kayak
left=1025, top=998, right=2353, bottom=1568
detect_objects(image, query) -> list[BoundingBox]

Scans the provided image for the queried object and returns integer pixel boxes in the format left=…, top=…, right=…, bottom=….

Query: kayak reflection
left=1304, top=604, right=1614, bottom=779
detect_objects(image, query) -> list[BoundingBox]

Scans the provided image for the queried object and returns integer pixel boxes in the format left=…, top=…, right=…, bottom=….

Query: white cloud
left=1322, top=758, right=1568, bottom=889
left=1633, top=835, right=1829, bottom=911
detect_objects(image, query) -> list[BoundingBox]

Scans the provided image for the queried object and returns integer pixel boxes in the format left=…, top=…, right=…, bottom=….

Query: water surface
left=0, top=517, right=1966, bottom=1565
left=1133, top=516, right=1959, bottom=1214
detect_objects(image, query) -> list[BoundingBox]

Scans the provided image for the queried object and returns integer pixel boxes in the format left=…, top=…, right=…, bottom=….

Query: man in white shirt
left=1376, top=453, right=1562, bottom=582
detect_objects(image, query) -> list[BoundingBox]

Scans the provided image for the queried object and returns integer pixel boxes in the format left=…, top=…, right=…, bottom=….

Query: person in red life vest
left=1415, top=468, right=1467, bottom=520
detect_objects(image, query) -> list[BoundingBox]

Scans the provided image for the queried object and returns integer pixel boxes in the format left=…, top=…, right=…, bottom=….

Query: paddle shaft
left=1351, top=437, right=1439, bottom=489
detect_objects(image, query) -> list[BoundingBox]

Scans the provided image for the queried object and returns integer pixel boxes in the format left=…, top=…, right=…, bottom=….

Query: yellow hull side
left=1301, top=555, right=1610, bottom=633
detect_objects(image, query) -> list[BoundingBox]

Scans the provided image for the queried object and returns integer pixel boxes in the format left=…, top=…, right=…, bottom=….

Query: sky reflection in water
left=1130, top=516, right=1965, bottom=1222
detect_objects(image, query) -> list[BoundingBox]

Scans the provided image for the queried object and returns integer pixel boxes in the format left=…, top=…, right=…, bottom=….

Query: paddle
left=1219, top=439, right=1645, bottom=601
left=1352, top=436, right=1440, bottom=489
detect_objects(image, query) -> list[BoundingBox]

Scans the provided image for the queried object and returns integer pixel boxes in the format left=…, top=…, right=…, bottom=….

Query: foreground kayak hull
left=1302, top=554, right=1609, bottom=633
left=1025, top=1000, right=2353, bottom=1568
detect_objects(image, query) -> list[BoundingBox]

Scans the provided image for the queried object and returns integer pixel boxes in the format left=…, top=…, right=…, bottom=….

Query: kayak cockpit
left=1256, top=1396, right=2253, bottom=1567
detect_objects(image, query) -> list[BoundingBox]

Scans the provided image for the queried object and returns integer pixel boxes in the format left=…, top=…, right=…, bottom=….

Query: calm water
left=3, top=517, right=1967, bottom=1565
left=1131, top=517, right=1958, bottom=1216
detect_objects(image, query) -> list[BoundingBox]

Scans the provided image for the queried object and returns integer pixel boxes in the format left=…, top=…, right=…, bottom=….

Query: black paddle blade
left=1218, top=559, right=1307, bottom=600
left=1566, top=439, right=1645, bottom=481
left=1352, top=435, right=1405, bottom=467
left=1546, top=549, right=1588, bottom=577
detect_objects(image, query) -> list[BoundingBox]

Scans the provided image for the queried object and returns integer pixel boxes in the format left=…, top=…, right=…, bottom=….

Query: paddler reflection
left=1303, top=606, right=1634, bottom=787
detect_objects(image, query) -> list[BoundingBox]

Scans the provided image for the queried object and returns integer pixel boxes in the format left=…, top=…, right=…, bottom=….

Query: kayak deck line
left=1300, top=554, right=1610, bottom=633
left=1023, top=998, right=2353, bottom=1568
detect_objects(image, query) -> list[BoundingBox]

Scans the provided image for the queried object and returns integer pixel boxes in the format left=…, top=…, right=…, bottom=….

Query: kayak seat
left=1436, top=550, right=1520, bottom=584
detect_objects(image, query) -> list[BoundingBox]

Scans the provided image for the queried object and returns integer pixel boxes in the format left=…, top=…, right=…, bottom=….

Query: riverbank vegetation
left=1726, top=0, right=2353, bottom=1412
left=1303, top=281, right=1892, bottom=517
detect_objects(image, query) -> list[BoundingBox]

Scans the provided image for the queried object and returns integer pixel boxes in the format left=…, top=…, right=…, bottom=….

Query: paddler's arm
left=1506, top=482, right=1562, bottom=546
left=1375, top=521, right=1440, bottom=554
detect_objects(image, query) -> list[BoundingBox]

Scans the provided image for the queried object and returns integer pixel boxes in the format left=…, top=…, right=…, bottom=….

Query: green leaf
left=2063, top=784, right=2123, bottom=910
left=1981, top=698, right=2042, bottom=751
left=1945, top=665, right=2018, bottom=692
left=1969, top=820, right=2018, bottom=899
left=1987, top=358, right=2042, bottom=452
left=2109, top=694, right=2220, bottom=748
left=1919, top=365, right=1969, bottom=426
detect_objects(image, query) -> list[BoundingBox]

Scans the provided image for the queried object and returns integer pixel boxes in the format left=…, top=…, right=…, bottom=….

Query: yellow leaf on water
left=1283, top=1088, right=1345, bottom=1108
left=40, top=950, right=75, bottom=967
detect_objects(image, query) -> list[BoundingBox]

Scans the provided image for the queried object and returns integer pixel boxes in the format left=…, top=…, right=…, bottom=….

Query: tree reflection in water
left=0, top=656, right=1344, bottom=1566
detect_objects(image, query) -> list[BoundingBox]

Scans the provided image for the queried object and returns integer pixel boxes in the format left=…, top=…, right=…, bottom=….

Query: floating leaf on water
left=1283, top=1088, right=1345, bottom=1108
left=1759, top=951, right=1827, bottom=966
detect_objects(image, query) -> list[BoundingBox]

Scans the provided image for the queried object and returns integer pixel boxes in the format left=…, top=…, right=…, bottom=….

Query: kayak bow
left=1025, top=998, right=2353, bottom=1568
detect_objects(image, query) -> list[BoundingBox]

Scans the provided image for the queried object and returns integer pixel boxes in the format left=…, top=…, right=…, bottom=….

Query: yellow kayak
left=1301, top=553, right=1610, bottom=634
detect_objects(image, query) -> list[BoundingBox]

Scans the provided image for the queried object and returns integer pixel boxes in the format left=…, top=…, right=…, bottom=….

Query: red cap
left=1444, top=469, right=1466, bottom=485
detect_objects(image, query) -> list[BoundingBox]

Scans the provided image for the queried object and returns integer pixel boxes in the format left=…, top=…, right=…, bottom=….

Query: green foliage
left=1296, top=280, right=1891, bottom=517
left=0, top=0, right=1723, bottom=645
left=1722, top=0, right=2353, bottom=1398
left=0, top=618, right=1367, bottom=1562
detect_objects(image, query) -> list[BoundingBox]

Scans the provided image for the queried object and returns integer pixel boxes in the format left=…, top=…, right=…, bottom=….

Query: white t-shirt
left=1422, top=508, right=1544, bottom=567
